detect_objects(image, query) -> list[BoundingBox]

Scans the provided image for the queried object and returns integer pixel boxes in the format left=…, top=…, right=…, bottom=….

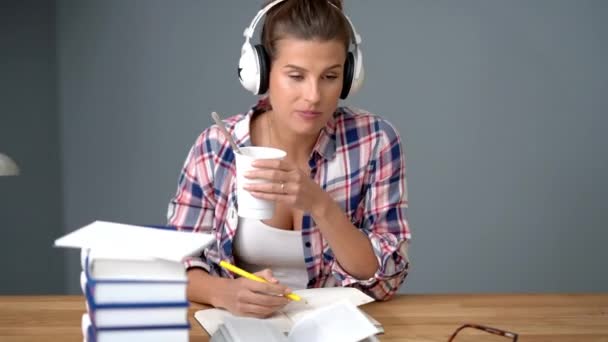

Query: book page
left=222, top=316, right=289, bottom=342
left=194, top=287, right=376, bottom=337
left=194, top=308, right=293, bottom=336
left=282, top=287, right=375, bottom=323
left=287, top=301, right=379, bottom=342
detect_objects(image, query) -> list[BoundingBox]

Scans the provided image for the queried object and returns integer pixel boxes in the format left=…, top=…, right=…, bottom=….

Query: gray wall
left=3, top=0, right=605, bottom=295
left=0, top=0, right=65, bottom=294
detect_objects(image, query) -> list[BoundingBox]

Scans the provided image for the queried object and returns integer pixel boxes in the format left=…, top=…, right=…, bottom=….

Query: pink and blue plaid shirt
left=167, top=98, right=411, bottom=300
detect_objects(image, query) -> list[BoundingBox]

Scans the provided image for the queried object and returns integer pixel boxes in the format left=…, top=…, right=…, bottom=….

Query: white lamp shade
left=0, top=153, right=20, bottom=176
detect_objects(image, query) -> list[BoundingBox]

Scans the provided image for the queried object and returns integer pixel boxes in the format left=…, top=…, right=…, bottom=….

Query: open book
left=211, top=301, right=379, bottom=342
left=195, top=287, right=383, bottom=338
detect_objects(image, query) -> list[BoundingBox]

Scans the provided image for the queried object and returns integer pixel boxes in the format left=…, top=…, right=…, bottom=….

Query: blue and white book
left=80, top=246, right=188, bottom=280
left=84, top=282, right=189, bottom=328
left=82, top=313, right=190, bottom=342
left=80, top=270, right=187, bottom=305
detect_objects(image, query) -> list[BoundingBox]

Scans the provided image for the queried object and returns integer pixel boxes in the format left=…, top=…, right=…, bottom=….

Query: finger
left=254, top=269, right=278, bottom=283
left=240, top=303, right=282, bottom=318
left=249, top=191, right=295, bottom=204
left=245, top=278, right=291, bottom=296
left=244, top=182, right=288, bottom=194
left=241, top=290, right=290, bottom=308
left=251, top=159, right=290, bottom=170
left=244, top=169, right=288, bottom=182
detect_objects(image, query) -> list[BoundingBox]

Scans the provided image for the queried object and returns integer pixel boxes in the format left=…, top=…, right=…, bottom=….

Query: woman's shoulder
left=335, top=105, right=403, bottom=143
left=192, top=113, right=248, bottom=155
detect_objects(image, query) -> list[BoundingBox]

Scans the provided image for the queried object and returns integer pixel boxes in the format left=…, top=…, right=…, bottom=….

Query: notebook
left=54, top=220, right=215, bottom=262
left=195, top=287, right=382, bottom=337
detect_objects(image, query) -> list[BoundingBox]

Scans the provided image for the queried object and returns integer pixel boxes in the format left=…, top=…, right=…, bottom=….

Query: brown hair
left=260, top=0, right=351, bottom=61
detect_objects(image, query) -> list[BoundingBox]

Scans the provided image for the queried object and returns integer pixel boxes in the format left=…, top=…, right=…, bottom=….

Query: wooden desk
left=0, top=294, right=606, bottom=341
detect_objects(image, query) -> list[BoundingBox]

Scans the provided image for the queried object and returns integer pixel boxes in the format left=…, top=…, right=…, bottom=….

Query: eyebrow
left=283, top=64, right=342, bottom=72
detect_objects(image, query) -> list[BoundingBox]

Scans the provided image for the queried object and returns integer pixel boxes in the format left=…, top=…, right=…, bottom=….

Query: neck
left=266, top=112, right=318, bottom=162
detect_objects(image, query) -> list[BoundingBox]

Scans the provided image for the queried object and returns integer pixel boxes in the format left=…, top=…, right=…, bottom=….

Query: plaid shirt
left=167, top=98, right=411, bottom=300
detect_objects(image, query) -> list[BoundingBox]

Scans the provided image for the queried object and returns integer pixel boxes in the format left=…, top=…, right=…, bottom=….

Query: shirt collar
left=232, top=96, right=338, bottom=161
left=311, top=111, right=337, bottom=161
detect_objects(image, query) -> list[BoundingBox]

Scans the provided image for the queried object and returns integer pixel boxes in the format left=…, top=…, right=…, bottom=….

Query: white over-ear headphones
left=237, top=0, right=364, bottom=99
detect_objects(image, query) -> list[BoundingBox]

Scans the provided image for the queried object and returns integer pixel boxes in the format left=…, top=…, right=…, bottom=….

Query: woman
left=167, top=0, right=411, bottom=318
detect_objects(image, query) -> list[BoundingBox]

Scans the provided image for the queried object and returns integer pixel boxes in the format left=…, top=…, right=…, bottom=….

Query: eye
left=288, top=74, right=304, bottom=81
left=324, top=74, right=338, bottom=80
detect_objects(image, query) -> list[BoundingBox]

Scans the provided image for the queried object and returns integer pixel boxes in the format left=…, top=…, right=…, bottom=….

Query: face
left=267, top=37, right=346, bottom=137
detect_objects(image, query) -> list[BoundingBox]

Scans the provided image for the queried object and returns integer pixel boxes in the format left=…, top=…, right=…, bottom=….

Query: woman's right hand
left=215, top=269, right=292, bottom=318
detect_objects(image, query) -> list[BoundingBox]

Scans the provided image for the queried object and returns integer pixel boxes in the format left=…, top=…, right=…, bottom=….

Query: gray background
left=0, top=0, right=64, bottom=294
left=1, top=0, right=606, bottom=295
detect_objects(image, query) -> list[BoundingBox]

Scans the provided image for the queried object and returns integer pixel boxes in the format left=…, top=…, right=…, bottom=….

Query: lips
left=295, top=110, right=323, bottom=119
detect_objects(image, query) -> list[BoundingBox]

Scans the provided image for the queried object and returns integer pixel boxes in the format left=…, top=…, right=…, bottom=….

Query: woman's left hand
left=243, top=159, right=328, bottom=215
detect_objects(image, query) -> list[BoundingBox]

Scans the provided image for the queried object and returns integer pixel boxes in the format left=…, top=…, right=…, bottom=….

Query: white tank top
left=233, top=218, right=309, bottom=290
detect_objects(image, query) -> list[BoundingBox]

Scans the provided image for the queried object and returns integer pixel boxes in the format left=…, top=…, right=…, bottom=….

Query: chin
left=290, top=113, right=328, bottom=135
left=289, top=124, right=322, bottom=137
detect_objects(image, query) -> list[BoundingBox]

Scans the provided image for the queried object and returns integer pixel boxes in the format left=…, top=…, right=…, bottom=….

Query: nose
left=303, top=79, right=321, bottom=104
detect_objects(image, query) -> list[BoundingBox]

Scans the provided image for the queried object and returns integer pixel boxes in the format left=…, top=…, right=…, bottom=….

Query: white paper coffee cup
left=235, top=146, right=287, bottom=219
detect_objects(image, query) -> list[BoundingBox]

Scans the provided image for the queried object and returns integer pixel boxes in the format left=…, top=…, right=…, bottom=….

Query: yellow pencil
left=219, top=260, right=304, bottom=302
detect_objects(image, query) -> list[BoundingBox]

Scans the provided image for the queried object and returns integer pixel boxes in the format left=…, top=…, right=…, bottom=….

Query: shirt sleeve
left=166, top=130, right=219, bottom=272
left=331, top=118, right=412, bottom=301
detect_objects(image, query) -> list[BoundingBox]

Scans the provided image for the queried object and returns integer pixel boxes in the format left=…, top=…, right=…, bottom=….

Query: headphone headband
left=238, top=0, right=364, bottom=98
left=244, top=0, right=361, bottom=46
left=243, top=0, right=283, bottom=39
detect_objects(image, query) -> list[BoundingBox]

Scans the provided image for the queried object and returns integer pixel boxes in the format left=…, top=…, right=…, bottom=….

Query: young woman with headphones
left=167, top=0, right=411, bottom=318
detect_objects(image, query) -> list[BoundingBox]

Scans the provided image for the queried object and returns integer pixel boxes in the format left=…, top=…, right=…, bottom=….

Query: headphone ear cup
left=349, top=48, right=364, bottom=96
left=340, top=52, right=355, bottom=99
left=238, top=42, right=260, bottom=94
left=254, top=44, right=270, bottom=95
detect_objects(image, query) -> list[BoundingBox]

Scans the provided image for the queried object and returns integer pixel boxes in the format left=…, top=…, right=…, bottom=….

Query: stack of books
left=79, top=248, right=190, bottom=342
left=54, top=220, right=215, bottom=342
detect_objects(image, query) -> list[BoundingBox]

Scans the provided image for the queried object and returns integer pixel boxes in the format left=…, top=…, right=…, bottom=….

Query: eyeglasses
left=448, top=323, right=519, bottom=341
